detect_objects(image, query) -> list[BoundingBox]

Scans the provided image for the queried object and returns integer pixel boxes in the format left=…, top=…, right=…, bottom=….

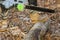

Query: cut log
left=24, top=20, right=51, bottom=40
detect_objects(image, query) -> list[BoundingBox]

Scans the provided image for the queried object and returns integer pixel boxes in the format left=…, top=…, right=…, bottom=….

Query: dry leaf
left=30, top=12, right=40, bottom=23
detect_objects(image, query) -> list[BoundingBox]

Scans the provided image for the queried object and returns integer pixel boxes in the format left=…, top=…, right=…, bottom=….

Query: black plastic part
left=25, top=5, right=55, bottom=13
left=14, top=0, right=23, bottom=3
left=28, top=0, right=37, bottom=6
left=14, top=0, right=17, bottom=1
left=19, top=1, right=23, bottom=3
left=0, top=4, right=8, bottom=13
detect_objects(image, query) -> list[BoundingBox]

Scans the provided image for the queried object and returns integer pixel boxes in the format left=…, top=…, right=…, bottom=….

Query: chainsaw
left=0, top=0, right=56, bottom=13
